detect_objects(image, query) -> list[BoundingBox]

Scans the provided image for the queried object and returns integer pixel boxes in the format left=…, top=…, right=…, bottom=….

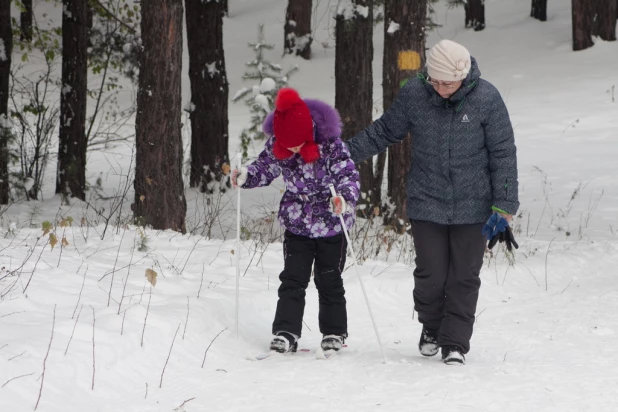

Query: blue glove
left=482, top=213, right=518, bottom=251
left=482, top=213, right=509, bottom=241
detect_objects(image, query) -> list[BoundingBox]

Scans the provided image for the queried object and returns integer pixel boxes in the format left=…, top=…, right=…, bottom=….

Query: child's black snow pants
left=272, top=231, right=347, bottom=338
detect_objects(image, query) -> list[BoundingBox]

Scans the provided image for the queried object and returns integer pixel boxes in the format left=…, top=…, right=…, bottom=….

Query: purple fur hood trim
left=262, top=98, right=343, bottom=143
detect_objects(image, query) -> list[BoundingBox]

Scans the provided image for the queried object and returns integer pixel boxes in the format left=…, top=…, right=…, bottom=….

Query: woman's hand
left=498, top=212, right=512, bottom=223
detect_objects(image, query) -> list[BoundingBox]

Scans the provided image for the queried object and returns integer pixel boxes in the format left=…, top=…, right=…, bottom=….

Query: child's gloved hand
left=330, top=196, right=347, bottom=215
left=482, top=212, right=519, bottom=251
left=231, top=167, right=248, bottom=188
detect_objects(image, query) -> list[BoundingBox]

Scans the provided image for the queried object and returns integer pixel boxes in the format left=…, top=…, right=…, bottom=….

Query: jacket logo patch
left=462, top=114, right=470, bottom=123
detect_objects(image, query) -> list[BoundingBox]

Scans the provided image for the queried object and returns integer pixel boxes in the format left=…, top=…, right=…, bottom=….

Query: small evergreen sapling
left=232, top=24, right=298, bottom=161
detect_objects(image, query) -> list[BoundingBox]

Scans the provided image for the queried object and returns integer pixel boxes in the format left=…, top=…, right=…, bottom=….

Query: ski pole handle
left=328, top=183, right=338, bottom=198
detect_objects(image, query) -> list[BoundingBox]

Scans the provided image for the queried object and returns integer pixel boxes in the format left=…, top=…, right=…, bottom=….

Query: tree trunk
left=20, top=0, right=33, bottom=42
left=466, top=0, right=485, bottom=31
left=572, top=0, right=594, bottom=50
left=382, top=0, right=427, bottom=230
left=531, top=0, right=548, bottom=21
left=87, top=0, right=94, bottom=47
left=335, top=0, right=383, bottom=218
left=185, top=0, right=229, bottom=192
left=0, top=0, right=12, bottom=204
left=594, top=0, right=617, bottom=40
left=284, top=0, right=312, bottom=60
left=135, top=0, right=186, bottom=233
left=57, top=0, right=88, bottom=201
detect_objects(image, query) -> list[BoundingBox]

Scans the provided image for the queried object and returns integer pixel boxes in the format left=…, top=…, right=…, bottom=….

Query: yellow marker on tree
left=398, top=50, right=421, bottom=71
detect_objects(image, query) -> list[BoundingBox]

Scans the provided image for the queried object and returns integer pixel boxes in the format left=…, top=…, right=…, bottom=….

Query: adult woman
left=345, top=40, right=519, bottom=365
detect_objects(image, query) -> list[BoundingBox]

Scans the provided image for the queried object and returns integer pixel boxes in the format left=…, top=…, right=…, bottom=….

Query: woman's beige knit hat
left=426, top=39, right=471, bottom=82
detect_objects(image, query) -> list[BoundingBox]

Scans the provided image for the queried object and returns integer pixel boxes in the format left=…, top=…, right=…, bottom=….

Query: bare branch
left=175, top=397, right=196, bottom=410
left=2, top=372, right=35, bottom=388
left=201, top=327, right=228, bottom=368
left=23, top=239, right=47, bottom=295
left=8, top=350, right=27, bottom=361
left=108, top=228, right=128, bottom=306
left=141, top=288, right=152, bottom=347
left=545, top=238, right=555, bottom=291
left=35, top=305, right=56, bottom=410
left=0, top=311, right=25, bottom=318
left=197, top=264, right=204, bottom=298
left=160, top=323, right=181, bottom=388
left=72, top=266, right=87, bottom=319
left=65, top=305, right=83, bottom=356
left=91, top=306, right=96, bottom=390
left=118, top=236, right=137, bottom=314
left=91, top=0, right=137, bottom=33
left=182, top=297, right=189, bottom=340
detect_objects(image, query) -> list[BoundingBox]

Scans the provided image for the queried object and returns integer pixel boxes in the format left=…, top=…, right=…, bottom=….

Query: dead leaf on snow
left=145, top=268, right=157, bottom=287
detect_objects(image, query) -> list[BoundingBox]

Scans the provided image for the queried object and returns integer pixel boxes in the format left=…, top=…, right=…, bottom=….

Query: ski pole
left=329, top=184, right=387, bottom=364
left=235, top=153, right=242, bottom=338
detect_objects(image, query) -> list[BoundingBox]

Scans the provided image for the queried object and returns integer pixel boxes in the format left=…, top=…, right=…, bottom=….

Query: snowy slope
left=1, top=0, right=618, bottom=411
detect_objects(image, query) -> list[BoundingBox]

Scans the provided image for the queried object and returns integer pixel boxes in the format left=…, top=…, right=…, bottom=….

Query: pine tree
left=134, top=0, right=186, bottom=232
left=382, top=0, right=428, bottom=230
left=57, top=0, right=89, bottom=201
left=0, top=0, right=11, bottom=204
left=185, top=0, right=229, bottom=193
left=593, top=0, right=617, bottom=41
left=572, top=0, right=594, bottom=51
left=232, top=25, right=298, bottom=160
left=531, top=0, right=548, bottom=21
left=284, top=0, right=313, bottom=59
left=335, top=0, right=378, bottom=218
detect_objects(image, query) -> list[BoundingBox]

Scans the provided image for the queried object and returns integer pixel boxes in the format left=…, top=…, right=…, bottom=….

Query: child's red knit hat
left=272, top=88, right=319, bottom=163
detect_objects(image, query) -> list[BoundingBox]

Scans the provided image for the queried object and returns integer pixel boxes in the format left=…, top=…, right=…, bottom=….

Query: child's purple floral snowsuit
left=242, top=98, right=360, bottom=340
left=242, top=99, right=360, bottom=238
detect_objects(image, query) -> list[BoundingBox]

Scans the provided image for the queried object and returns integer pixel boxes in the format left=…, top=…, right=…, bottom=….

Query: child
left=232, top=88, right=360, bottom=354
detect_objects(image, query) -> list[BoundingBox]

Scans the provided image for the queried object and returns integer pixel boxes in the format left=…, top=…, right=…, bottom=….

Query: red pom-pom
left=275, top=88, right=302, bottom=112
left=272, top=140, right=293, bottom=160
left=300, top=142, right=320, bottom=163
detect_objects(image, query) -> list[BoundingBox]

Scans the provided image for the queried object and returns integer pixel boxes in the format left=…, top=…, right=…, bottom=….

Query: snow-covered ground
left=1, top=0, right=618, bottom=411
